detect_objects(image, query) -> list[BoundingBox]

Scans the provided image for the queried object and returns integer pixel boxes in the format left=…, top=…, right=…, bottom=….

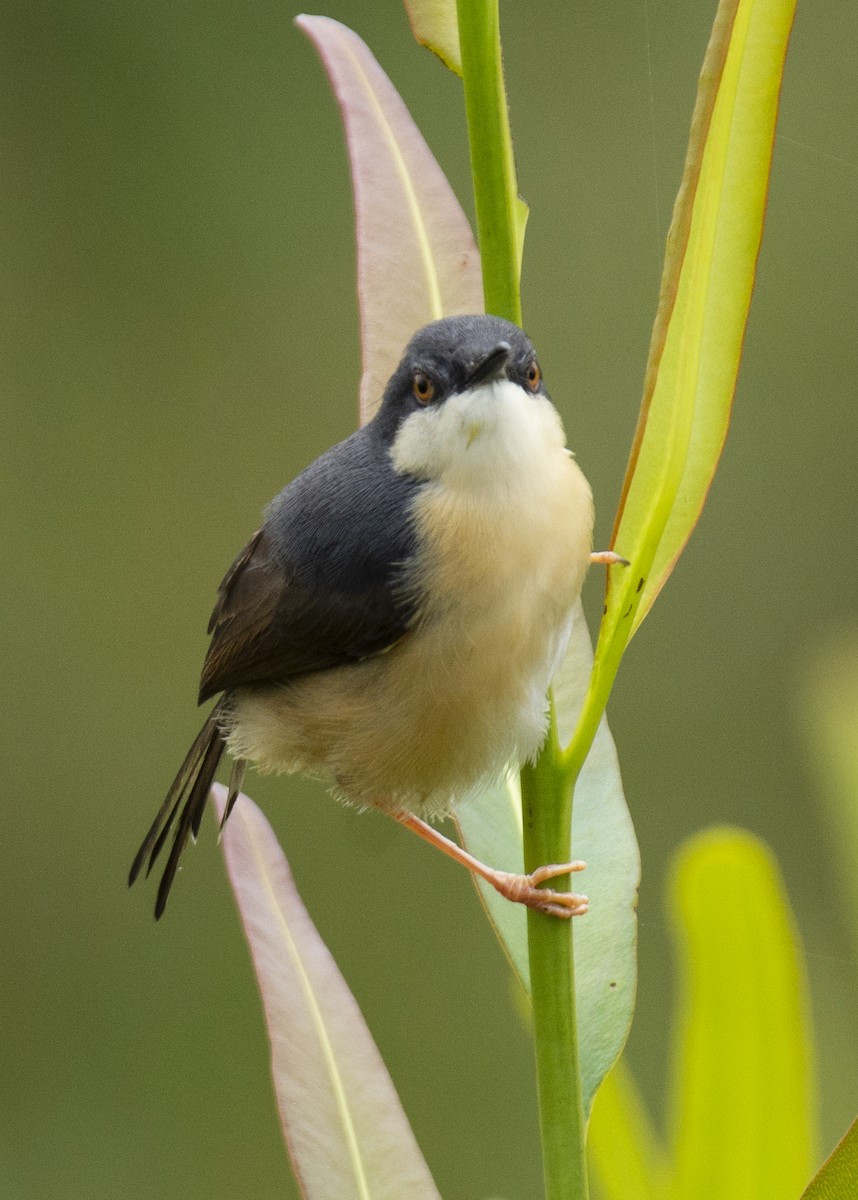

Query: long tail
left=129, top=703, right=227, bottom=919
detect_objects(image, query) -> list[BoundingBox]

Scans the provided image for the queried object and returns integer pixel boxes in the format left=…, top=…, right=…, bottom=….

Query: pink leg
left=590, top=549, right=630, bottom=566
left=392, top=810, right=588, bottom=919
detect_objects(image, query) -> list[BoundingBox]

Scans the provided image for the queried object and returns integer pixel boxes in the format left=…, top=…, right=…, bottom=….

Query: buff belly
left=224, top=380, right=594, bottom=817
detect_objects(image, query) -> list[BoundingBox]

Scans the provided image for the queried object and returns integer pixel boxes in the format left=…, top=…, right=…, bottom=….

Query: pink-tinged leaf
left=296, top=15, right=483, bottom=423
left=212, top=784, right=442, bottom=1200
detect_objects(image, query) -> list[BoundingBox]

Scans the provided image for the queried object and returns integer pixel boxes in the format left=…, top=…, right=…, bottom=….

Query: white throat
left=389, top=379, right=570, bottom=492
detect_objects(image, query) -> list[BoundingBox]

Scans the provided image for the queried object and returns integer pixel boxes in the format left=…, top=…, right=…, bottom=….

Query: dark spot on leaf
left=609, top=981, right=617, bottom=989
left=623, top=603, right=632, bottom=618
left=636, top=577, right=644, bottom=593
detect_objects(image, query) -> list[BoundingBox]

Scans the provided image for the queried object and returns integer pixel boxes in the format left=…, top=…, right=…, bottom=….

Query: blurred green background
left=2, top=1, right=856, bottom=1197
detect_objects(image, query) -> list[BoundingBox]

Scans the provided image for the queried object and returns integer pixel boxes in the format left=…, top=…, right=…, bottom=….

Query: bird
left=130, top=314, right=609, bottom=920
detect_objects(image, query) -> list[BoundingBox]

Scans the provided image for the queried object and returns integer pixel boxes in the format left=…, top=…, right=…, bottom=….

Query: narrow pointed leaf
left=456, top=601, right=640, bottom=1117
left=602, top=0, right=797, bottom=649
left=587, top=1061, right=668, bottom=1200
left=667, top=828, right=817, bottom=1200
left=797, top=630, right=858, bottom=946
left=800, top=1119, right=858, bottom=1200
left=213, top=785, right=442, bottom=1200
left=296, top=15, right=482, bottom=423
left=403, top=0, right=462, bottom=75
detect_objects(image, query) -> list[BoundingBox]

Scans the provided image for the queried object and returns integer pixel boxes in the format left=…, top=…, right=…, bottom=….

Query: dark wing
left=198, top=430, right=420, bottom=702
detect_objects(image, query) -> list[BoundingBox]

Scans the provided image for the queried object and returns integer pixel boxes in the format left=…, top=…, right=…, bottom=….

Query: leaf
left=667, top=828, right=817, bottom=1200
left=796, top=628, right=858, bottom=948
left=213, top=784, right=442, bottom=1200
left=601, top=0, right=798, bottom=650
left=455, top=600, right=640, bottom=1118
left=800, top=1118, right=858, bottom=1200
left=296, top=15, right=483, bottom=423
left=403, top=0, right=462, bottom=75
left=587, top=1060, right=668, bottom=1200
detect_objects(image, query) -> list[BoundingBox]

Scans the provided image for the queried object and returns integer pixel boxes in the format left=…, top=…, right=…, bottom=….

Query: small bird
left=130, top=314, right=603, bottom=919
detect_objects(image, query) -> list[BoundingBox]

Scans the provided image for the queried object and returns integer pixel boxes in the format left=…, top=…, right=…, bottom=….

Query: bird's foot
left=590, top=549, right=630, bottom=567
left=488, top=861, right=589, bottom=919
left=391, top=810, right=589, bottom=919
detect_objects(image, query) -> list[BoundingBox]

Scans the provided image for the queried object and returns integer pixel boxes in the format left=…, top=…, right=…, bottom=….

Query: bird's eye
left=525, top=360, right=541, bottom=393
left=412, top=372, right=436, bottom=404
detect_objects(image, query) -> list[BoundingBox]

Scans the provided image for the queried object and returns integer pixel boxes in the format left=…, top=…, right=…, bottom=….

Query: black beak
left=464, top=341, right=511, bottom=390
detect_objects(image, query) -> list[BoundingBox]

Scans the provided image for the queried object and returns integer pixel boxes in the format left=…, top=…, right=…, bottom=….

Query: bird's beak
left=463, top=341, right=511, bottom=390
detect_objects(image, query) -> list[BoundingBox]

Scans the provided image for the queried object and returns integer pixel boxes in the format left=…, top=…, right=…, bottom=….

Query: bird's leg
left=590, top=549, right=630, bottom=566
left=391, top=810, right=588, bottom=919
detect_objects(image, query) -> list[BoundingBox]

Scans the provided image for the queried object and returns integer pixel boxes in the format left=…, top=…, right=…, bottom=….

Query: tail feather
left=145, top=789, right=185, bottom=878
left=129, top=705, right=227, bottom=918
left=220, top=758, right=247, bottom=834
left=128, top=717, right=219, bottom=886
left=154, top=727, right=225, bottom=919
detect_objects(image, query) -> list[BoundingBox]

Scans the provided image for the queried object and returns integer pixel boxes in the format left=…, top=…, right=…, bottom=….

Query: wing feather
left=198, top=430, right=419, bottom=702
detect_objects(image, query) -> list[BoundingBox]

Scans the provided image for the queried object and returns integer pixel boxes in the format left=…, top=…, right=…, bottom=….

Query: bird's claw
left=490, top=861, right=588, bottom=920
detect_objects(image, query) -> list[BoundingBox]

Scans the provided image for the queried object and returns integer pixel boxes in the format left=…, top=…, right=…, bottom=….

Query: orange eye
left=412, top=372, right=436, bottom=404
left=526, top=360, right=541, bottom=392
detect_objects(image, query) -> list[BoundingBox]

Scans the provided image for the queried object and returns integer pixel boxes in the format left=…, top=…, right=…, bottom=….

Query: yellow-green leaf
left=587, top=1060, right=668, bottom=1200
left=603, top=0, right=798, bottom=652
left=796, top=628, right=858, bottom=948
left=403, top=0, right=462, bottom=75
left=800, top=1118, right=858, bottom=1200
left=667, top=828, right=817, bottom=1200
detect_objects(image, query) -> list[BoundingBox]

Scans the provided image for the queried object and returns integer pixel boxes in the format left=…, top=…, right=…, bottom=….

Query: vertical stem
left=457, top=4, right=585, bottom=1195
left=457, top=0, right=523, bottom=324
left=522, top=723, right=589, bottom=1200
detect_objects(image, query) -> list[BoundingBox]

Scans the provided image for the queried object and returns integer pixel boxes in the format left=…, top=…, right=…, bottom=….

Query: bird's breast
left=226, top=391, right=595, bottom=816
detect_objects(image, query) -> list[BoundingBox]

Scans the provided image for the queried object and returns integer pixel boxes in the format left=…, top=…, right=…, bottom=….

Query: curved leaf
left=796, top=629, right=858, bottom=948
left=296, top=15, right=482, bottom=422
left=800, top=1119, right=858, bottom=1200
left=213, top=785, right=442, bottom=1200
left=455, top=601, right=640, bottom=1118
left=403, top=0, right=462, bottom=75
left=667, top=828, right=817, bottom=1200
left=587, top=1061, right=668, bottom=1200
left=601, top=0, right=798, bottom=653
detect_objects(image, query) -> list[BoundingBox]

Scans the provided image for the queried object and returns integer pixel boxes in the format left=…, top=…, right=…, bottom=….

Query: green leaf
left=213, top=785, right=443, bottom=1200
left=403, top=0, right=462, bottom=75
left=455, top=601, right=640, bottom=1118
left=796, top=629, right=858, bottom=948
left=605, top=0, right=798, bottom=638
left=296, top=15, right=482, bottom=423
left=800, top=1119, right=858, bottom=1200
left=559, top=0, right=799, bottom=881
left=587, top=1060, right=668, bottom=1200
left=667, top=828, right=817, bottom=1200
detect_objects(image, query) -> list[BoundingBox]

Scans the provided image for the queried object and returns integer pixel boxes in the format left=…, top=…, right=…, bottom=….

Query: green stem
left=457, top=4, right=585, bottom=1195
left=457, top=0, right=523, bottom=324
left=522, top=714, right=589, bottom=1200
left=561, top=619, right=630, bottom=786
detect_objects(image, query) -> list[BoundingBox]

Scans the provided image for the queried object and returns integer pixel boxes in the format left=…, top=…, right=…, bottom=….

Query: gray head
left=372, top=315, right=547, bottom=442
left=369, top=315, right=566, bottom=488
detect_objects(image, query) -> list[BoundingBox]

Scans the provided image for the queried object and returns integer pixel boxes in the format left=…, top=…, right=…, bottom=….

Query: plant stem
left=457, top=0, right=523, bottom=324
left=457, top=5, right=586, bottom=1194
left=522, top=721, right=589, bottom=1200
